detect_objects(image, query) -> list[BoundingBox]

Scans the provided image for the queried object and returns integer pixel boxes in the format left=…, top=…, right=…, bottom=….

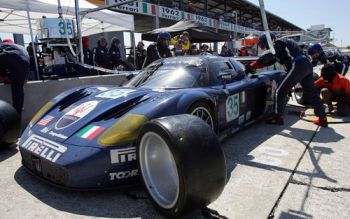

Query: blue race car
left=19, top=55, right=285, bottom=189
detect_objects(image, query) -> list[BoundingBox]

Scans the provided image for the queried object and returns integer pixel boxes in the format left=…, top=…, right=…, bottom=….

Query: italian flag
left=77, top=125, right=104, bottom=140
left=142, top=2, right=157, bottom=16
left=240, top=91, right=247, bottom=104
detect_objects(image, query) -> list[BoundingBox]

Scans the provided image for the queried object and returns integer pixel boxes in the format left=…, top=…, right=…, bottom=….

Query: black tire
left=187, top=102, right=217, bottom=132
left=294, top=72, right=320, bottom=105
left=0, top=100, right=21, bottom=146
left=136, top=115, right=227, bottom=217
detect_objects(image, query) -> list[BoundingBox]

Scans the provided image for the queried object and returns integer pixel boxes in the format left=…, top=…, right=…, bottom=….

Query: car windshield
left=125, top=58, right=208, bottom=89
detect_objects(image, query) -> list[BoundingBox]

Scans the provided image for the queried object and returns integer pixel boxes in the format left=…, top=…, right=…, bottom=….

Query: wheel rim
left=191, top=106, right=214, bottom=129
left=294, top=83, right=303, bottom=100
left=139, top=132, right=179, bottom=209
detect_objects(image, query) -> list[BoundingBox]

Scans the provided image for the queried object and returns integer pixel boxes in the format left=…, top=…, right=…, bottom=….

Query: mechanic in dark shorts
left=143, top=32, right=172, bottom=68
left=0, top=41, right=29, bottom=114
left=314, top=64, right=350, bottom=116
left=246, top=33, right=327, bottom=127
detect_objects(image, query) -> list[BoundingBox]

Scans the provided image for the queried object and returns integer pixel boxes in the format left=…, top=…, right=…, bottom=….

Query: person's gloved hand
left=245, top=64, right=256, bottom=74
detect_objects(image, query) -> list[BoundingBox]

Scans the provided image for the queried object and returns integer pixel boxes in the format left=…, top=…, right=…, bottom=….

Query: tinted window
left=125, top=58, right=209, bottom=88
left=209, top=60, right=243, bottom=85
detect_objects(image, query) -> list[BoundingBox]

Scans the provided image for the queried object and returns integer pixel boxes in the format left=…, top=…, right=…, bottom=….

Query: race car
left=19, top=55, right=285, bottom=190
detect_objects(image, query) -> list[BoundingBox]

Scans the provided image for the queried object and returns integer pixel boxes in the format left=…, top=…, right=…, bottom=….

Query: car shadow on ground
left=0, top=144, right=18, bottom=163
left=14, top=166, right=168, bottom=218
left=223, top=106, right=343, bottom=185
left=12, top=106, right=344, bottom=219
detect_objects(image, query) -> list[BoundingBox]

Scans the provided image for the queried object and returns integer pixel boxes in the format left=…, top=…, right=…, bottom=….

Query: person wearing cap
left=2, top=38, right=14, bottom=43
left=92, top=36, right=108, bottom=68
left=82, top=36, right=93, bottom=65
left=238, top=47, right=249, bottom=56
left=135, top=41, right=146, bottom=70
left=170, top=31, right=190, bottom=55
left=189, top=44, right=199, bottom=55
left=199, top=44, right=211, bottom=55
left=220, top=45, right=234, bottom=57
left=0, top=41, right=29, bottom=114
left=246, top=33, right=327, bottom=127
left=314, top=63, right=350, bottom=116
left=308, top=44, right=349, bottom=76
left=143, top=32, right=172, bottom=68
left=108, top=37, right=122, bottom=69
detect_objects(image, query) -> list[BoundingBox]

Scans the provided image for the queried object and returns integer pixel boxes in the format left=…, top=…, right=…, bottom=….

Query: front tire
left=137, top=115, right=226, bottom=217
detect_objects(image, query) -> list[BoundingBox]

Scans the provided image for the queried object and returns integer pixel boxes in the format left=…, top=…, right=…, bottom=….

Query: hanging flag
left=38, top=115, right=54, bottom=126
left=142, top=2, right=157, bottom=16
left=77, top=125, right=105, bottom=140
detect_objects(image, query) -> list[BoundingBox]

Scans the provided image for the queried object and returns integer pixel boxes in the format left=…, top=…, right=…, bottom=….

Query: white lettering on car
left=110, top=147, right=136, bottom=164
left=109, top=169, right=138, bottom=181
left=21, top=134, right=67, bottom=163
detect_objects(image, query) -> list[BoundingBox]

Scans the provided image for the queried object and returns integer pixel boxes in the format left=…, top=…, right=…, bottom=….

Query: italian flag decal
left=77, top=125, right=104, bottom=140
left=240, top=91, right=247, bottom=104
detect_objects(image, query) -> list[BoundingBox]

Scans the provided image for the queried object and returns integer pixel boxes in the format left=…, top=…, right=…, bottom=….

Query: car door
left=209, top=59, right=250, bottom=130
left=210, top=59, right=270, bottom=133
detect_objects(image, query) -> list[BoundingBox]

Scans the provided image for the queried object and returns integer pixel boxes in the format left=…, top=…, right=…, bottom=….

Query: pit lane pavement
left=1, top=103, right=349, bottom=219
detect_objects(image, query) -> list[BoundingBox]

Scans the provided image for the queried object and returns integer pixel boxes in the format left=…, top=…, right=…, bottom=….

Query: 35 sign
left=58, top=21, right=73, bottom=36
left=38, top=18, right=75, bottom=39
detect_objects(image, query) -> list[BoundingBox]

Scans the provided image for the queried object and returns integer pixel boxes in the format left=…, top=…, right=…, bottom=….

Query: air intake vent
left=58, top=90, right=90, bottom=111
left=94, top=96, right=149, bottom=121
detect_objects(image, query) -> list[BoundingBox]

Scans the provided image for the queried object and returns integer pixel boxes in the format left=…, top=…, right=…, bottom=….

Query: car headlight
left=98, top=114, right=148, bottom=146
left=30, top=101, right=54, bottom=127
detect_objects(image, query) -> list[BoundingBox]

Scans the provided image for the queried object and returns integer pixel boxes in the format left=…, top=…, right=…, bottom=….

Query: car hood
left=31, top=87, right=163, bottom=143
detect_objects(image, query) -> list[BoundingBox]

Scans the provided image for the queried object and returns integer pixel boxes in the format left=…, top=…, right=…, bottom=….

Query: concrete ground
left=1, top=103, right=350, bottom=219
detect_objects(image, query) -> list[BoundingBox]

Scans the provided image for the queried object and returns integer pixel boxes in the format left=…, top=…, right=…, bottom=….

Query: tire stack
left=0, top=100, right=21, bottom=147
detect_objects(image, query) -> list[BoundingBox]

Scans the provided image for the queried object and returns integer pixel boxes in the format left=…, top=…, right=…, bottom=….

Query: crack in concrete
left=290, top=179, right=350, bottom=192
left=267, top=126, right=320, bottom=219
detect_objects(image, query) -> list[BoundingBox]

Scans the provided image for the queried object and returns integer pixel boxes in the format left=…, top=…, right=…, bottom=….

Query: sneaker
left=265, top=116, right=284, bottom=125
left=313, top=117, right=328, bottom=127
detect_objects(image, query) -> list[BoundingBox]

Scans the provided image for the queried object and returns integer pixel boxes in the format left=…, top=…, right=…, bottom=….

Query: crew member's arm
left=314, top=77, right=326, bottom=89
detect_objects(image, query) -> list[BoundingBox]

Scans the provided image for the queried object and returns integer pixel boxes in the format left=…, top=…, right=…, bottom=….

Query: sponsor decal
left=246, top=111, right=252, bottom=121
left=96, top=87, right=109, bottom=91
left=41, top=127, right=50, bottom=133
left=48, top=131, right=68, bottom=140
left=226, top=93, right=239, bottom=122
left=110, top=147, right=136, bottom=164
left=238, top=114, right=245, bottom=125
left=109, top=169, right=138, bottom=181
left=38, top=115, right=54, bottom=126
left=96, top=89, right=134, bottom=99
left=77, top=125, right=105, bottom=140
left=21, top=134, right=67, bottom=163
left=55, top=100, right=99, bottom=130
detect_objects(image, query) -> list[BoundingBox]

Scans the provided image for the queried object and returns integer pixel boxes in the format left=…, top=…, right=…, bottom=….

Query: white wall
left=0, top=74, right=129, bottom=127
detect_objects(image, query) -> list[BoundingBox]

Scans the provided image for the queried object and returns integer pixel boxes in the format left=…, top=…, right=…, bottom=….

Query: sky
left=247, top=0, right=350, bottom=47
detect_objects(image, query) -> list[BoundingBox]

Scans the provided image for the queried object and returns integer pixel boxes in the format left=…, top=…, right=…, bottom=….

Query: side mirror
left=217, top=70, right=237, bottom=88
left=217, top=72, right=232, bottom=81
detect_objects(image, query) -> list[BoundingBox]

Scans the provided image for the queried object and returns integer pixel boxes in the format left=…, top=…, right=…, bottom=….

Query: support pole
left=26, top=8, right=40, bottom=80
left=258, top=0, right=275, bottom=54
left=75, top=0, right=84, bottom=63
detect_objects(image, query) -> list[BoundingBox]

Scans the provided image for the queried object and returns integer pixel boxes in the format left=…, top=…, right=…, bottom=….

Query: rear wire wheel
left=188, top=102, right=216, bottom=131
